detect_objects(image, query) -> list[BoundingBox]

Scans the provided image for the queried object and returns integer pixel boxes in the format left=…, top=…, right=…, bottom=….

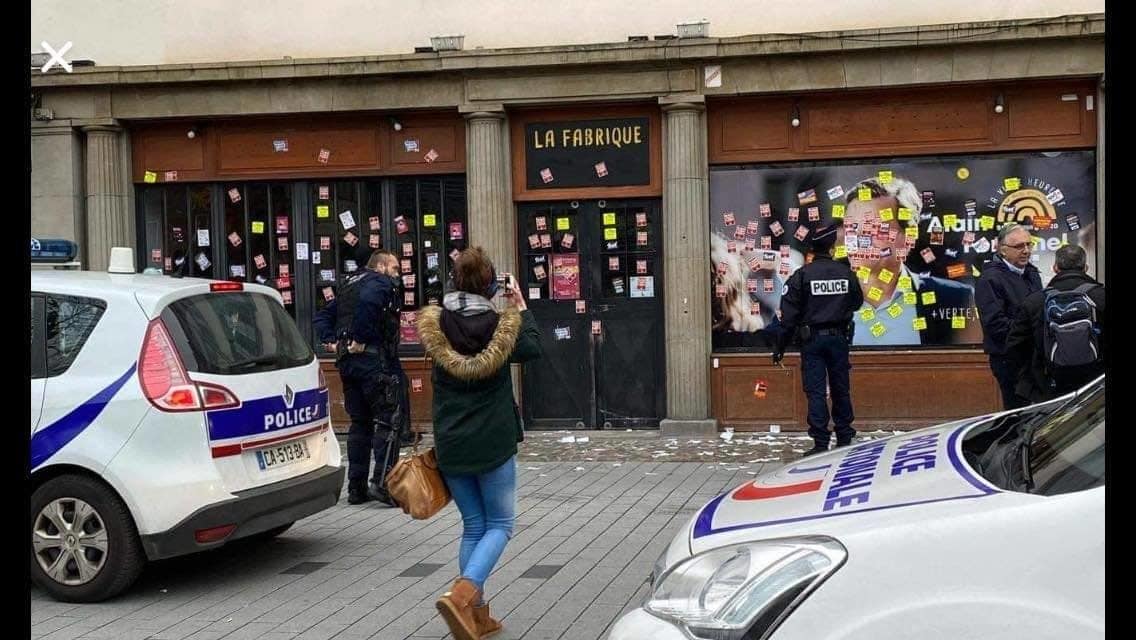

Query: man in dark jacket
left=313, top=250, right=404, bottom=506
left=1007, top=244, right=1105, bottom=403
left=975, top=223, right=1043, bottom=409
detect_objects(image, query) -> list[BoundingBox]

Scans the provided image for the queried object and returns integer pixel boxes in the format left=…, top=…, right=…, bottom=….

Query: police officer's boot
left=802, top=443, right=829, bottom=457
left=368, top=480, right=397, bottom=508
left=347, top=480, right=370, bottom=505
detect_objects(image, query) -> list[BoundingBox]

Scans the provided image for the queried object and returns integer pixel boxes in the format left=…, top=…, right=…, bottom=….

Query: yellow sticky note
left=898, top=207, right=912, bottom=221
left=832, top=204, right=845, bottom=219
left=423, top=214, right=437, bottom=227
left=834, top=245, right=848, bottom=259
left=143, top=171, right=157, bottom=183
left=603, top=212, right=616, bottom=226
left=556, top=217, right=570, bottom=231
left=887, top=303, right=904, bottom=318
left=860, top=308, right=876, bottom=322
left=858, top=187, right=872, bottom=201
left=251, top=221, right=265, bottom=234
left=867, top=287, right=883, bottom=302
left=870, top=322, right=886, bottom=337
left=317, top=205, right=330, bottom=218
left=878, top=268, right=894, bottom=284
left=1004, top=177, right=1021, bottom=191
left=943, top=214, right=958, bottom=228
left=903, top=292, right=917, bottom=305
left=604, top=228, right=617, bottom=241
left=952, top=316, right=966, bottom=329
left=857, top=266, right=871, bottom=281
left=898, top=276, right=913, bottom=292
left=913, top=317, right=928, bottom=331
left=879, top=170, right=893, bottom=184
left=921, top=291, right=937, bottom=306
left=879, top=208, right=894, bottom=221
left=905, top=227, right=919, bottom=240
left=980, top=216, right=995, bottom=230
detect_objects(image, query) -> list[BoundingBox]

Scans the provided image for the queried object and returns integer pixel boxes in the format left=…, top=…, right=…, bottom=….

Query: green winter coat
left=417, top=305, right=542, bottom=475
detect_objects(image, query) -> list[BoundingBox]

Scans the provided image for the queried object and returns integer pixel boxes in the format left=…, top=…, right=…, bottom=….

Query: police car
left=609, top=375, right=1104, bottom=640
left=30, top=248, right=343, bottom=602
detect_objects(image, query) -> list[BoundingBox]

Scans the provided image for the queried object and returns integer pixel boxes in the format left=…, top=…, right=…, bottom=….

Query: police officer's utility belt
left=812, top=327, right=846, bottom=337
left=336, top=341, right=384, bottom=358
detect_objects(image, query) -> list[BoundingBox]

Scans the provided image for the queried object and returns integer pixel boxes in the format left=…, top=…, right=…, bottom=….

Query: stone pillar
left=462, top=105, right=524, bottom=403
left=659, top=96, right=717, bottom=437
left=462, top=106, right=515, bottom=275
left=83, top=124, right=132, bottom=272
left=31, top=122, right=85, bottom=261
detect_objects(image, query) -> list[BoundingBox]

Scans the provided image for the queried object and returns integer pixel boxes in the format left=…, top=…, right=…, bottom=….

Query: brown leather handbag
left=385, top=444, right=451, bottom=520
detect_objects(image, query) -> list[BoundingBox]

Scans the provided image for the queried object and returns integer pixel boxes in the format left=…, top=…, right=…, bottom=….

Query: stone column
left=83, top=124, right=132, bottom=272
left=31, top=122, right=85, bottom=260
left=462, top=105, right=524, bottom=403
left=462, top=106, right=515, bottom=275
left=659, top=96, right=717, bottom=436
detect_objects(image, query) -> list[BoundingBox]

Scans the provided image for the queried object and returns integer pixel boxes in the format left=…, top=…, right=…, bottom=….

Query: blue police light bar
left=30, top=238, right=78, bottom=263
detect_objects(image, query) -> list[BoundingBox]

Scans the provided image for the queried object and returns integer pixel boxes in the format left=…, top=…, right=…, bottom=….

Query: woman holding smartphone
left=417, top=247, right=542, bottom=640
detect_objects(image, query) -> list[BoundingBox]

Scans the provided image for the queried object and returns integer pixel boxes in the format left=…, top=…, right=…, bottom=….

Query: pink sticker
left=254, top=254, right=267, bottom=269
left=921, top=248, right=936, bottom=264
left=770, top=221, right=785, bottom=237
left=609, top=257, right=620, bottom=271
left=763, top=279, right=774, bottom=294
left=344, top=232, right=358, bottom=246
left=228, top=188, right=241, bottom=203
left=594, top=162, right=608, bottom=177
left=759, top=203, right=772, bottom=218
left=228, top=232, right=242, bottom=247
left=164, top=171, right=178, bottom=182
left=276, top=216, right=289, bottom=234
left=151, top=249, right=161, bottom=261
left=318, top=149, right=330, bottom=164
left=540, top=234, right=552, bottom=248
left=717, top=262, right=729, bottom=275
left=404, top=291, right=415, bottom=306
left=395, top=217, right=409, bottom=234
left=528, top=234, right=541, bottom=249
left=781, top=245, right=791, bottom=258
left=275, top=276, right=291, bottom=290
left=561, top=233, right=575, bottom=249
left=723, top=212, right=736, bottom=226
left=322, top=287, right=335, bottom=302
left=788, top=208, right=799, bottom=222
left=636, top=212, right=648, bottom=228
left=747, top=279, right=758, bottom=293
left=424, top=148, right=439, bottom=163
left=277, top=236, right=288, bottom=251
left=279, top=264, right=290, bottom=277
left=734, top=226, right=747, bottom=240
left=319, top=236, right=331, bottom=250
left=637, top=231, right=648, bottom=247
left=744, top=238, right=756, bottom=251
left=318, top=186, right=330, bottom=200
left=403, top=242, right=414, bottom=257
left=576, top=300, right=587, bottom=313
left=637, top=259, right=648, bottom=275
left=536, top=217, right=548, bottom=231
left=540, top=168, right=554, bottom=183
left=412, top=378, right=424, bottom=393
left=794, top=226, right=809, bottom=241
left=760, top=236, right=772, bottom=249
left=281, top=291, right=293, bottom=305
left=449, top=222, right=464, bottom=240
left=369, top=216, right=381, bottom=231
left=727, top=240, right=737, bottom=253
left=808, top=207, right=820, bottom=222
left=747, top=221, right=759, bottom=235
left=750, top=302, right=761, bottom=316
left=369, top=234, right=381, bottom=249
left=715, top=284, right=726, bottom=298
left=401, top=259, right=412, bottom=273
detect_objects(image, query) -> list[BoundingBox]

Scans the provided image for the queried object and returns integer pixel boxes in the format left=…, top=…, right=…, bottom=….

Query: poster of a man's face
left=709, top=151, right=1097, bottom=351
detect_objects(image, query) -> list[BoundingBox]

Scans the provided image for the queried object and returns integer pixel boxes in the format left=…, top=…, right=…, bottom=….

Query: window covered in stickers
left=222, top=183, right=297, bottom=318
left=390, top=175, right=468, bottom=350
left=309, top=180, right=385, bottom=357
left=139, top=184, right=214, bottom=278
left=708, top=151, right=1097, bottom=351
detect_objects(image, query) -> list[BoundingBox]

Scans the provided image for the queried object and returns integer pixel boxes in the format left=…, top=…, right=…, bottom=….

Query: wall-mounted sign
left=525, top=117, right=650, bottom=189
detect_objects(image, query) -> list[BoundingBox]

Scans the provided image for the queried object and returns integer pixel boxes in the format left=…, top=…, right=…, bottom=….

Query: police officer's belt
left=813, top=327, right=846, bottom=337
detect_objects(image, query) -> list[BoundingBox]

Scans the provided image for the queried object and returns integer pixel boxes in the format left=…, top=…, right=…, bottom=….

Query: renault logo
left=283, top=384, right=295, bottom=409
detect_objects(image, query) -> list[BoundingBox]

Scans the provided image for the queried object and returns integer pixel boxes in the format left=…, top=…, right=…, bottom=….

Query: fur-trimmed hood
left=417, top=305, right=521, bottom=381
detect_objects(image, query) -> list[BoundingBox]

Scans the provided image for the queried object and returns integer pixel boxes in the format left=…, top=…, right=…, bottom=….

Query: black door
left=517, top=199, right=665, bottom=429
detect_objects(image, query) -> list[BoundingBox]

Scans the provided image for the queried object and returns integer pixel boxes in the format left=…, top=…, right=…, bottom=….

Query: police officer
left=314, top=250, right=406, bottom=505
left=774, top=225, right=863, bottom=456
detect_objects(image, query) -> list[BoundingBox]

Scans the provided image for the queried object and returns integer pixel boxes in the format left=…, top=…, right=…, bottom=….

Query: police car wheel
left=30, top=475, right=145, bottom=602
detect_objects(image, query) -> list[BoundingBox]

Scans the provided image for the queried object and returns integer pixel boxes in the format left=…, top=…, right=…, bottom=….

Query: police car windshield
left=1025, top=379, right=1105, bottom=496
left=162, top=292, right=313, bottom=375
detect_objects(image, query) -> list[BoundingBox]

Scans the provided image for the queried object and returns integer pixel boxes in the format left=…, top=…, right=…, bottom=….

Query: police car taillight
left=210, top=282, right=243, bottom=292
left=139, top=319, right=239, bottom=412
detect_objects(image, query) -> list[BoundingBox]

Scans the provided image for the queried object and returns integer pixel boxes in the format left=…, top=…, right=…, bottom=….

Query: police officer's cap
left=810, top=225, right=838, bottom=251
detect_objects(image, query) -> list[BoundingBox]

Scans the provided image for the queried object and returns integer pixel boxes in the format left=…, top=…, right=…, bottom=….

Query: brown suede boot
left=435, top=578, right=481, bottom=640
left=473, top=603, right=502, bottom=638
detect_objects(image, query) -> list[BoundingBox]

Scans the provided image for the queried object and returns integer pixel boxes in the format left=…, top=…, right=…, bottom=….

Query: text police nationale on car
left=608, top=376, right=1104, bottom=640
left=30, top=247, right=344, bottom=602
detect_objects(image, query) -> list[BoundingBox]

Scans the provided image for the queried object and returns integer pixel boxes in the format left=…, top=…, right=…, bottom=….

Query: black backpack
left=1042, top=283, right=1101, bottom=370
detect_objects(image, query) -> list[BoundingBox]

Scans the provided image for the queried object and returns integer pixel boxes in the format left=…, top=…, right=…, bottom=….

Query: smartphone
left=497, top=273, right=513, bottom=294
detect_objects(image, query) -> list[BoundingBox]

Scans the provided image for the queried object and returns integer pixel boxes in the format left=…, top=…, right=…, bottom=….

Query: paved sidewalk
left=30, top=431, right=901, bottom=640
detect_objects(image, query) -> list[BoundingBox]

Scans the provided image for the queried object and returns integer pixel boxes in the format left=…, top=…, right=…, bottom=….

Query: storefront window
left=139, top=184, right=215, bottom=278
left=709, top=151, right=1097, bottom=351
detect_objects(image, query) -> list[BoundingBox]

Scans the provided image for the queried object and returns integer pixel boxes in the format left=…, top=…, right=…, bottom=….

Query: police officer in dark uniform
left=314, top=250, right=406, bottom=505
left=774, top=225, right=864, bottom=456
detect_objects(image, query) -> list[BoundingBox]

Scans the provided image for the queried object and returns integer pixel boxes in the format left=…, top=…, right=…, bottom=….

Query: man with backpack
left=1007, top=244, right=1105, bottom=404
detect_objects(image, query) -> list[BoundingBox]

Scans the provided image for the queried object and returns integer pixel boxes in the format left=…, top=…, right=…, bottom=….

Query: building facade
left=30, top=13, right=1106, bottom=433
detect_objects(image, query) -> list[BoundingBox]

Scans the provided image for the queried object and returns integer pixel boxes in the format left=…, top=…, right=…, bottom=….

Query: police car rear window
left=162, top=293, right=313, bottom=375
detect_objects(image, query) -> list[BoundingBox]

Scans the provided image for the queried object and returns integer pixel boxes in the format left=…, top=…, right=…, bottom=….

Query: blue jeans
left=443, top=456, right=516, bottom=594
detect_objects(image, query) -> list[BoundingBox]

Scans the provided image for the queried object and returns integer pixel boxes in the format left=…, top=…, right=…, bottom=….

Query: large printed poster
left=710, top=151, right=1097, bottom=350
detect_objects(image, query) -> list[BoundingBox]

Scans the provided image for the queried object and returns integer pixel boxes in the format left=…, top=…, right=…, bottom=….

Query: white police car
left=30, top=249, right=343, bottom=602
left=609, top=376, right=1104, bottom=640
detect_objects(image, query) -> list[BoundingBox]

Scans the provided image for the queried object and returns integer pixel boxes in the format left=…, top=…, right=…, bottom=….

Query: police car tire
left=30, top=475, right=145, bottom=603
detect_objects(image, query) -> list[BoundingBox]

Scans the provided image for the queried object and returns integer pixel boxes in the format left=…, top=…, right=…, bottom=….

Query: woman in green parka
left=417, top=247, right=541, bottom=640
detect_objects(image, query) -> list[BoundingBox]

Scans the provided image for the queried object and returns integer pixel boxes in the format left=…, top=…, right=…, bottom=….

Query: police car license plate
left=255, top=440, right=310, bottom=470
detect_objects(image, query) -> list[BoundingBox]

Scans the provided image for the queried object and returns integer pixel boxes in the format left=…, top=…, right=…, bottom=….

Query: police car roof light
left=108, top=247, right=136, bottom=274
left=210, top=282, right=244, bottom=292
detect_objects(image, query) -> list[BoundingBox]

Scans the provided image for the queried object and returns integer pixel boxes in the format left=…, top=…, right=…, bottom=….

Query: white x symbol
left=41, top=41, right=73, bottom=73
